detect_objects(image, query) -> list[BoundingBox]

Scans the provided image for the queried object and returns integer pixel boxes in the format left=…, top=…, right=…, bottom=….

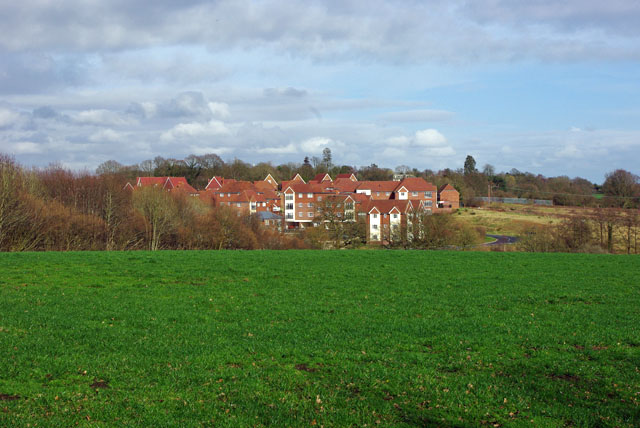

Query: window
left=372, top=234, right=378, bottom=240
left=376, top=192, right=380, bottom=196
left=412, top=191, right=418, bottom=197
left=345, top=203, right=354, bottom=210
left=308, top=212, right=313, bottom=217
left=386, top=192, right=391, bottom=196
left=286, top=213, right=294, bottom=219
left=424, top=200, right=433, bottom=207
left=372, top=224, right=378, bottom=229
left=236, top=203, right=241, bottom=207
left=286, top=203, right=294, bottom=210
left=228, top=193, right=231, bottom=197
left=392, top=214, right=398, bottom=219
left=425, top=191, right=432, bottom=198
left=317, top=196, right=322, bottom=201
left=307, top=193, right=313, bottom=198
left=298, top=212, right=303, bottom=217
left=298, top=203, right=303, bottom=208
left=373, top=213, right=378, bottom=219
left=298, top=193, right=303, bottom=198
left=307, top=203, right=313, bottom=208
left=285, top=194, right=293, bottom=201
left=383, top=213, right=387, bottom=218
left=219, top=193, right=224, bottom=198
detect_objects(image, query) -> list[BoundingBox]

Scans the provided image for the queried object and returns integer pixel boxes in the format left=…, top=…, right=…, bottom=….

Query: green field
left=1, top=251, right=639, bottom=427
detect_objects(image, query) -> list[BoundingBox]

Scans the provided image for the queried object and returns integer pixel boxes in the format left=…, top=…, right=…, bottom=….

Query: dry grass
left=458, top=204, right=639, bottom=254
left=456, top=204, right=570, bottom=236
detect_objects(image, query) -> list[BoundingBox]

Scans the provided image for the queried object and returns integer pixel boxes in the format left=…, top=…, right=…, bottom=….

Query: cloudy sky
left=1, top=0, right=640, bottom=182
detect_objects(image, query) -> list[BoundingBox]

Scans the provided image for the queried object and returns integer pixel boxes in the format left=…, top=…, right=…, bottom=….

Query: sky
left=1, top=0, right=640, bottom=183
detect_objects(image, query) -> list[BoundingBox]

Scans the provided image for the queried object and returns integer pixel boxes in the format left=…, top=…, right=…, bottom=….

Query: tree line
left=0, top=155, right=306, bottom=251
left=98, top=153, right=640, bottom=208
left=518, top=207, right=640, bottom=254
left=0, top=153, right=484, bottom=252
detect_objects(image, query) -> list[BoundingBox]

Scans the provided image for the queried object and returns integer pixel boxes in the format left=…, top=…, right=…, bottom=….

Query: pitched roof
left=439, top=183, right=457, bottom=192
left=253, top=181, right=276, bottom=192
left=263, top=173, right=278, bottom=187
left=311, top=173, right=332, bottom=183
left=164, top=177, right=198, bottom=194
left=283, top=182, right=333, bottom=194
left=136, top=177, right=166, bottom=187
left=395, top=177, right=437, bottom=192
left=217, top=180, right=255, bottom=193
left=350, top=193, right=371, bottom=204
left=356, top=181, right=399, bottom=192
left=336, top=173, right=357, bottom=181
left=332, top=178, right=360, bottom=193
left=362, top=199, right=413, bottom=214
left=205, top=176, right=224, bottom=191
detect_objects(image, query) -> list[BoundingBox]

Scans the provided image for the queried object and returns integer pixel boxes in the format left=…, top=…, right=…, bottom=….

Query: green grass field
left=1, top=251, right=639, bottom=427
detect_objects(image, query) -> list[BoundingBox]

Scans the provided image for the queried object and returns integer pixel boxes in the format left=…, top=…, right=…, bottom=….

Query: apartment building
left=362, top=199, right=414, bottom=243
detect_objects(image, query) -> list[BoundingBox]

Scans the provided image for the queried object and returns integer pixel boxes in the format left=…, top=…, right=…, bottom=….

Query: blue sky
left=1, top=0, right=639, bottom=183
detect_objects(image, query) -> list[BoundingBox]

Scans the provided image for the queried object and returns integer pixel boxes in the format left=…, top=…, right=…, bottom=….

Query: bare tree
left=132, top=187, right=177, bottom=250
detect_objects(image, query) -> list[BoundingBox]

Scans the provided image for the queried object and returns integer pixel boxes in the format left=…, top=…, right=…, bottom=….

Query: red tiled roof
left=165, top=177, right=198, bottom=194
left=311, top=173, right=332, bottom=183
left=253, top=181, right=275, bottom=192
left=205, top=176, right=224, bottom=191
left=137, top=177, right=166, bottom=187
left=217, top=181, right=255, bottom=193
left=261, top=189, right=279, bottom=200
left=356, top=181, right=399, bottom=192
left=336, top=173, right=357, bottom=180
left=362, top=199, right=413, bottom=214
left=333, top=178, right=360, bottom=193
left=350, top=193, right=371, bottom=204
left=283, top=182, right=332, bottom=194
left=439, top=183, right=457, bottom=193
left=395, top=177, right=437, bottom=192
left=215, top=193, right=251, bottom=203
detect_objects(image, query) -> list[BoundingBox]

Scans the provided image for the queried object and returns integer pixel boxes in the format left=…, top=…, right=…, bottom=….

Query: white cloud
left=9, top=141, right=43, bottom=154
left=299, top=137, right=343, bottom=153
left=386, top=136, right=410, bottom=147
left=257, top=143, right=298, bottom=154
left=208, top=102, right=230, bottom=119
left=187, top=145, right=232, bottom=156
left=88, top=129, right=123, bottom=143
left=138, top=102, right=157, bottom=119
left=0, top=107, right=21, bottom=127
left=414, top=129, right=447, bottom=147
left=423, top=146, right=456, bottom=157
left=73, top=109, right=137, bottom=126
left=160, top=120, right=231, bottom=142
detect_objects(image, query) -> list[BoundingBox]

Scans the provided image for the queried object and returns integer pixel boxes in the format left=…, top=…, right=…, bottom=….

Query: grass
left=457, top=205, right=568, bottom=236
left=1, top=250, right=639, bottom=427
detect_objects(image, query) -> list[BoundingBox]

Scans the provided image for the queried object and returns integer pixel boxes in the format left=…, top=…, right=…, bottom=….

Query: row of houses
left=125, top=173, right=460, bottom=243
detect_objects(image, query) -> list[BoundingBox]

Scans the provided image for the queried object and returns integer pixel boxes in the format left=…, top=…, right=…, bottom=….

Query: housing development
left=126, top=173, right=459, bottom=244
